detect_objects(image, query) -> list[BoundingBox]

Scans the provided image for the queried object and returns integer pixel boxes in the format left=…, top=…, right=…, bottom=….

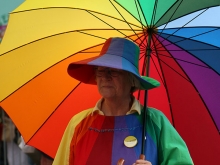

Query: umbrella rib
left=153, top=35, right=211, bottom=84
left=111, top=0, right=148, bottom=28
left=1, top=8, right=145, bottom=56
left=26, top=82, right=82, bottom=145
left=0, top=40, right=107, bottom=102
left=137, top=34, right=148, bottom=76
left=151, top=35, right=175, bottom=125
left=134, top=33, right=148, bottom=50
left=109, top=0, right=145, bottom=45
left=139, top=33, right=202, bottom=83
left=150, top=51, right=192, bottom=82
left=141, top=50, right=147, bottom=76
left=156, top=8, right=209, bottom=46
left=157, top=34, right=220, bottom=76
left=86, top=10, right=134, bottom=41
left=156, top=0, right=184, bottom=37
left=156, top=48, right=219, bottom=51
left=133, top=0, right=148, bottom=48
left=136, top=0, right=148, bottom=27
left=151, top=53, right=191, bottom=83
left=152, top=36, right=220, bottom=134
left=150, top=0, right=159, bottom=26
left=134, top=0, right=145, bottom=30
left=76, top=30, right=107, bottom=40
left=11, top=7, right=143, bottom=30
left=0, top=29, right=142, bottom=56
left=138, top=35, right=148, bottom=50
left=156, top=27, right=220, bottom=49
left=154, top=52, right=210, bottom=69
left=154, top=0, right=182, bottom=26
left=117, top=0, right=152, bottom=28
left=148, top=53, right=166, bottom=87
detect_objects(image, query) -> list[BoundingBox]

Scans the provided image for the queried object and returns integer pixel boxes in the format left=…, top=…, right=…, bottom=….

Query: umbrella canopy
left=0, top=0, right=219, bottom=164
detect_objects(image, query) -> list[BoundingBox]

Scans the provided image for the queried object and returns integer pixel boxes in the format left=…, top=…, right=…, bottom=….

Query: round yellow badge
left=124, top=136, right=138, bottom=148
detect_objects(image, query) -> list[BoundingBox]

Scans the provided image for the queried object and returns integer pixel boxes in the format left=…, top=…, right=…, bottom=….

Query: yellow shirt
left=92, top=97, right=141, bottom=115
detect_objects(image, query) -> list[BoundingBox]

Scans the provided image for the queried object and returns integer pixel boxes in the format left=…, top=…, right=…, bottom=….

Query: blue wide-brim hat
left=68, top=37, right=160, bottom=90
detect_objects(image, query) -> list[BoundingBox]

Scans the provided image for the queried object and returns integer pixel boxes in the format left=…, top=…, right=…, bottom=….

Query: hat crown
left=67, top=37, right=160, bottom=90
left=100, top=38, right=140, bottom=70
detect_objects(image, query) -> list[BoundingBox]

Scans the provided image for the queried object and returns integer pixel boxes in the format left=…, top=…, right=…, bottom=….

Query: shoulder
left=67, top=108, right=94, bottom=127
left=147, top=107, right=167, bottom=119
left=146, top=107, right=172, bottom=129
left=70, top=108, right=93, bottom=120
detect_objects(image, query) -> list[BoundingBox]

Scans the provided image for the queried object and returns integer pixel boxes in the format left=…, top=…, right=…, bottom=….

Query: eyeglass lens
left=95, top=67, right=121, bottom=77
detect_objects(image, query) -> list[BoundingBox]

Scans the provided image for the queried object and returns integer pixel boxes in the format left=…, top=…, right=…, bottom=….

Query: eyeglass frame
left=94, top=67, right=124, bottom=77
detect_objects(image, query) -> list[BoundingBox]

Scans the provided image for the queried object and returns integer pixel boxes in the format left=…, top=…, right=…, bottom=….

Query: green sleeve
left=148, top=108, right=194, bottom=165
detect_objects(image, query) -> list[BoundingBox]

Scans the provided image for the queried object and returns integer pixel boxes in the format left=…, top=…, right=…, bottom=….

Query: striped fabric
left=53, top=106, right=193, bottom=165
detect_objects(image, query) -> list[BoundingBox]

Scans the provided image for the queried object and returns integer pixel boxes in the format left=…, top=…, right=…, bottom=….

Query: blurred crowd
left=0, top=108, right=53, bottom=165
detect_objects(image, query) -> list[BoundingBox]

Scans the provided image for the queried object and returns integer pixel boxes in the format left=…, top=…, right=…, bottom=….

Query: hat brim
left=67, top=54, right=160, bottom=90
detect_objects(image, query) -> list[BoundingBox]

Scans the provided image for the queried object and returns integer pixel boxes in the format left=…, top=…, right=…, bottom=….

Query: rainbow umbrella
left=0, top=0, right=219, bottom=164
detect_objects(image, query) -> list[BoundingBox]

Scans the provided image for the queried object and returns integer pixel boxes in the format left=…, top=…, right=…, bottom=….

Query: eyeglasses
left=95, top=67, right=123, bottom=77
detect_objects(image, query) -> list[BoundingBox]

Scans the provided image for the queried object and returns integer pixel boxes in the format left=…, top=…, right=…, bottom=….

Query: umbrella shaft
left=141, top=32, right=152, bottom=155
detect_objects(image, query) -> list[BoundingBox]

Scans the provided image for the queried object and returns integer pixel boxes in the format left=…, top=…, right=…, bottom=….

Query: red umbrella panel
left=133, top=33, right=220, bottom=164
